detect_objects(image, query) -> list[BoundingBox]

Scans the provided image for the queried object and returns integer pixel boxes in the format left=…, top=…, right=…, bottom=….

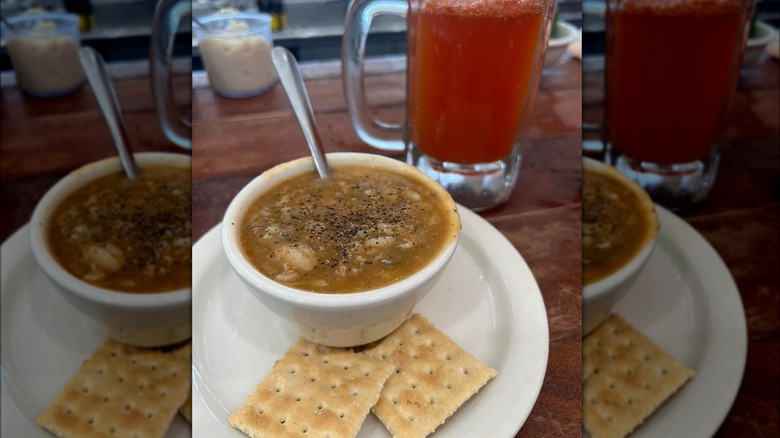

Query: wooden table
left=584, top=55, right=780, bottom=436
left=192, top=56, right=583, bottom=437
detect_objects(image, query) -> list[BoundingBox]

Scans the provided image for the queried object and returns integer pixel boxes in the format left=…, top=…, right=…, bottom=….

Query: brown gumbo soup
left=583, top=169, right=656, bottom=285
left=48, top=166, right=192, bottom=293
left=239, top=165, right=459, bottom=293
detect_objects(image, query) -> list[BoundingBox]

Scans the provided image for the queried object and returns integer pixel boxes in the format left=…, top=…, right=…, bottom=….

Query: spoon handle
left=79, top=47, right=138, bottom=179
left=272, top=47, right=330, bottom=179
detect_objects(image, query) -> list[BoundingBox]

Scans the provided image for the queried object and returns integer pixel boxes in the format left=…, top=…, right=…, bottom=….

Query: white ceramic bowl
left=222, top=152, right=461, bottom=347
left=743, top=21, right=778, bottom=66
left=582, top=158, right=659, bottom=335
left=30, top=153, right=192, bottom=347
left=544, top=21, right=579, bottom=67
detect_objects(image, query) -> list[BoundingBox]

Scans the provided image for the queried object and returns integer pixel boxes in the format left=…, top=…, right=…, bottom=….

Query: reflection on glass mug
left=343, top=0, right=555, bottom=211
left=150, top=0, right=192, bottom=149
left=604, top=0, right=752, bottom=210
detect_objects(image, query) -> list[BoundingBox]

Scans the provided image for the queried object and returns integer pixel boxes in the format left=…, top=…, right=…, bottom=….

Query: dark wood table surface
left=191, top=56, right=583, bottom=437
left=584, top=55, right=780, bottom=436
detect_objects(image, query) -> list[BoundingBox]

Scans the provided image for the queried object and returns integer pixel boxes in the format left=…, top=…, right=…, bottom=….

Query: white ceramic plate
left=192, top=206, right=550, bottom=437
left=609, top=206, right=747, bottom=437
left=0, top=225, right=191, bottom=438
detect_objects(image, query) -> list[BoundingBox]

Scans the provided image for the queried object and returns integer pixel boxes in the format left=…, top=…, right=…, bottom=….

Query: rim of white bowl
left=582, top=157, right=659, bottom=299
left=222, top=152, right=461, bottom=309
left=549, top=21, right=579, bottom=46
left=747, top=21, right=778, bottom=47
left=29, top=152, right=192, bottom=309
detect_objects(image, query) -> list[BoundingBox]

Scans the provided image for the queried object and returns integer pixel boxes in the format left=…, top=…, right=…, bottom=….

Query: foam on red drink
left=407, top=0, right=549, bottom=164
left=606, top=0, right=749, bottom=164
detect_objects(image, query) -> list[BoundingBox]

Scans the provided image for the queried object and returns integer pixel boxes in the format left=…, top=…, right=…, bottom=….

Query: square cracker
left=228, top=338, right=394, bottom=438
left=364, top=314, right=498, bottom=438
left=36, top=338, right=191, bottom=438
left=583, top=314, right=696, bottom=438
left=170, top=341, right=192, bottom=423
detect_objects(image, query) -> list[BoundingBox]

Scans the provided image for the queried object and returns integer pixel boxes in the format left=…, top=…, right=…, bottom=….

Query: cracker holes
left=330, top=383, right=337, bottom=389
left=150, top=364, right=157, bottom=371
left=428, top=398, right=435, bottom=405
left=643, top=354, right=651, bottom=361
left=589, top=398, right=596, bottom=405
left=412, top=354, right=418, bottom=360
left=408, top=415, right=415, bottom=422
left=66, top=408, right=73, bottom=415
left=109, top=427, right=116, bottom=434
left=339, top=413, right=345, bottom=419
left=138, top=383, right=146, bottom=390
left=316, top=403, right=324, bottom=411
left=310, top=377, right=317, bottom=382
left=391, top=398, right=398, bottom=405
left=289, top=368, right=296, bottom=374
left=397, top=340, right=404, bottom=347
left=410, top=383, right=417, bottom=389
left=302, top=351, right=310, bottom=358
left=110, top=351, right=118, bottom=358
left=131, top=359, right=137, bottom=365
left=610, top=354, right=617, bottom=360
left=124, top=404, right=132, bottom=412
left=379, top=354, right=387, bottom=360
left=660, top=368, right=667, bottom=375
left=593, top=368, right=600, bottom=375
left=342, top=364, right=350, bottom=370
left=96, top=368, right=105, bottom=375
left=159, top=391, right=167, bottom=397
left=627, top=399, right=634, bottom=405
left=428, top=341, right=436, bottom=348
left=607, top=416, right=614, bottom=423
left=446, top=383, right=452, bottom=390
left=274, top=387, right=282, bottom=393
left=87, top=418, right=94, bottom=425
left=102, top=397, right=110, bottom=403
left=462, top=368, right=469, bottom=375
left=295, top=397, right=302, bottom=402
left=428, top=368, right=434, bottom=375
left=608, top=382, right=615, bottom=390
left=644, top=383, right=651, bottom=390
left=363, top=371, right=371, bottom=377
left=625, top=368, right=633, bottom=375
left=279, top=417, right=286, bottom=425
left=414, top=328, right=421, bottom=335
left=445, top=354, right=451, bottom=361
left=323, top=359, right=330, bottom=364
left=146, top=413, right=154, bottom=419
left=258, top=408, right=265, bottom=415
left=302, top=427, right=309, bottom=434
left=351, top=390, right=359, bottom=397
left=81, top=387, right=89, bottom=394
left=117, top=376, right=125, bottom=383
left=595, top=339, right=602, bottom=347
left=395, top=367, right=401, bottom=374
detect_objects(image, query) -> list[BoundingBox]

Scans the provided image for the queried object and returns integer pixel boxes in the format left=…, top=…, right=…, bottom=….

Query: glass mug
left=603, top=0, right=752, bottom=210
left=343, top=0, right=555, bottom=211
left=151, top=0, right=193, bottom=149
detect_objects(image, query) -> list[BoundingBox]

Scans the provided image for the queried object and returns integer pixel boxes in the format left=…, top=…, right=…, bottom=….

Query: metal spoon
left=271, top=46, right=330, bottom=179
left=78, top=47, right=138, bottom=179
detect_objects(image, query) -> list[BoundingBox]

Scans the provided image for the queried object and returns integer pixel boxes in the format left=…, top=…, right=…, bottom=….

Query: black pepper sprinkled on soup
left=582, top=169, right=657, bottom=285
left=239, top=165, right=460, bottom=293
left=48, top=166, right=192, bottom=293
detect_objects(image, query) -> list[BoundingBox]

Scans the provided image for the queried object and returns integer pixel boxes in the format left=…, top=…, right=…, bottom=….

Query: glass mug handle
left=150, top=0, right=192, bottom=150
left=342, top=0, right=407, bottom=151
